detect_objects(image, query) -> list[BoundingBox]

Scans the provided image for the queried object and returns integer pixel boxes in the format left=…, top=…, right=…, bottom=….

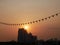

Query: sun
left=24, top=25, right=29, bottom=30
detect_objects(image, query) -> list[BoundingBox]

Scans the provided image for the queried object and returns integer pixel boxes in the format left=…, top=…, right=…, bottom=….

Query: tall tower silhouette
left=18, top=28, right=37, bottom=43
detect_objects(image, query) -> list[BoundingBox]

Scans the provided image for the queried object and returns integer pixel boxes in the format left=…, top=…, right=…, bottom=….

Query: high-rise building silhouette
left=18, top=28, right=37, bottom=43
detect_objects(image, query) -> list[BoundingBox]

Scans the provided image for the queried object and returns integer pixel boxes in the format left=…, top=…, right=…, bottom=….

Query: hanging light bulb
left=52, top=15, right=55, bottom=17
left=36, top=20, right=38, bottom=23
left=45, top=18, right=47, bottom=20
left=56, top=14, right=58, bottom=16
left=18, top=24, right=20, bottom=26
left=30, top=22, right=32, bottom=24
left=27, top=22, right=29, bottom=24
left=38, top=20, right=41, bottom=22
left=41, top=19, right=44, bottom=21
left=33, top=21, right=35, bottom=23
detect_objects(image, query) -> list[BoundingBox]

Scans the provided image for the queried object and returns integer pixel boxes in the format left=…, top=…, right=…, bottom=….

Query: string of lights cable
left=0, top=12, right=60, bottom=26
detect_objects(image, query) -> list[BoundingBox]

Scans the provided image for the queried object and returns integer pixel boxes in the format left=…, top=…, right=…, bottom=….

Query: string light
left=0, top=13, right=60, bottom=26
left=38, top=20, right=41, bottom=22
left=56, top=14, right=58, bottom=16
left=52, top=15, right=55, bottom=17
left=41, top=19, right=44, bottom=21
left=45, top=18, right=47, bottom=20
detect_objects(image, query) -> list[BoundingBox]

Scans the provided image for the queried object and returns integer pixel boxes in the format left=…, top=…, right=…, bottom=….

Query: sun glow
left=19, top=25, right=30, bottom=32
left=24, top=25, right=29, bottom=30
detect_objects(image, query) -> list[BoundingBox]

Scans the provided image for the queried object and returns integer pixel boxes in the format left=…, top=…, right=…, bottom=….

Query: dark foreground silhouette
left=0, top=28, right=60, bottom=45
left=0, top=39, right=60, bottom=45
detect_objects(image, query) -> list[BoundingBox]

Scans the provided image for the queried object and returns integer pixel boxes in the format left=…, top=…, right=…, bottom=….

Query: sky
left=0, top=0, right=60, bottom=42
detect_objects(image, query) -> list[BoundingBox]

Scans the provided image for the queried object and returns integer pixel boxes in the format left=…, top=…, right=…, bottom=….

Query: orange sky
left=0, top=0, right=60, bottom=42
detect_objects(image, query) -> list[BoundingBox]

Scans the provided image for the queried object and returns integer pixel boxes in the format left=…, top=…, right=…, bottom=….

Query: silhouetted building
left=18, top=28, right=37, bottom=43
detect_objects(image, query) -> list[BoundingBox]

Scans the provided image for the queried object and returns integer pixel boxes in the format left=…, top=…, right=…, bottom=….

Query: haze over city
left=0, top=0, right=60, bottom=42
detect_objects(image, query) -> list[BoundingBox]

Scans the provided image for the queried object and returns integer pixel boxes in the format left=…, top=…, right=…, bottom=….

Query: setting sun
left=24, top=25, right=29, bottom=30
